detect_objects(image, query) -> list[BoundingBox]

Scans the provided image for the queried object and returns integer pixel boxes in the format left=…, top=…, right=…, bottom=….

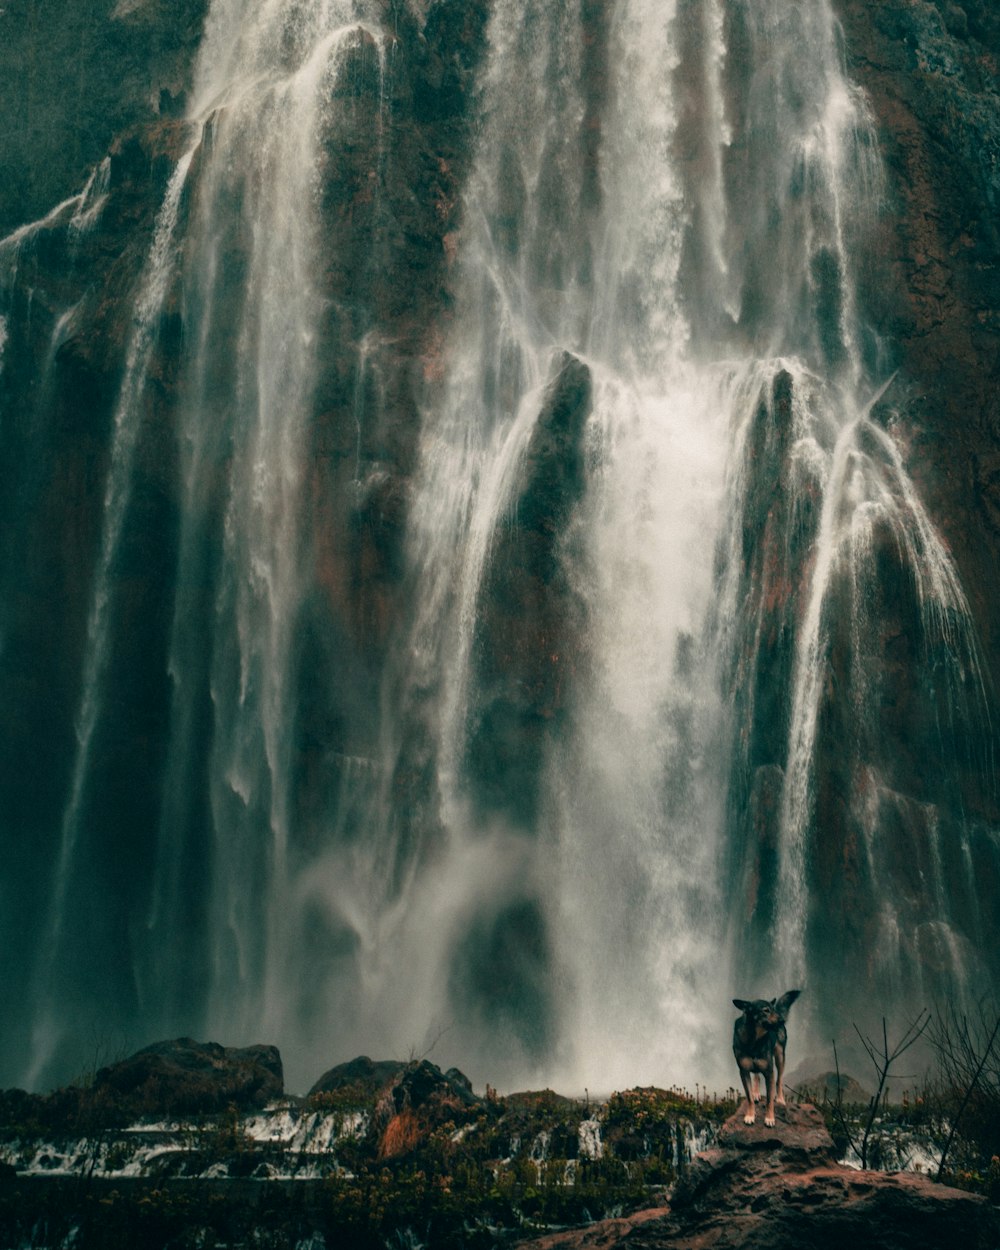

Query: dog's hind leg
left=751, top=1074, right=761, bottom=1102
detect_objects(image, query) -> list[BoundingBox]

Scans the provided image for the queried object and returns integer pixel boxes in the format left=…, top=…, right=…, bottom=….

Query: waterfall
left=386, top=0, right=995, bottom=1085
left=1, top=0, right=996, bottom=1093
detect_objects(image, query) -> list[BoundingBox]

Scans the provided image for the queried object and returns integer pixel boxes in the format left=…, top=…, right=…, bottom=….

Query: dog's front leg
left=738, top=1063, right=756, bottom=1125
left=763, top=1061, right=776, bottom=1127
left=774, top=1041, right=786, bottom=1106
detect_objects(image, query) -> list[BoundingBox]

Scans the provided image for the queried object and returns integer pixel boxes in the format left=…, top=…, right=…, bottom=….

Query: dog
left=732, top=990, right=801, bottom=1127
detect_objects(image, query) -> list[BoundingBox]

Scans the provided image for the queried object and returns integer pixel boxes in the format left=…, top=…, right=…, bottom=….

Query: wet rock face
left=465, top=352, right=592, bottom=830
left=775, top=0, right=1000, bottom=1034
left=832, top=0, right=1000, bottom=677
left=447, top=353, right=591, bottom=1061
left=522, top=1104, right=1000, bottom=1249
left=724, top=371, right=810, bottom=960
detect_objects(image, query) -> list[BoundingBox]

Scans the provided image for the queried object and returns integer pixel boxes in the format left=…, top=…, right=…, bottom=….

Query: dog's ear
left=776, top=989, right=801, bottom=1015
left=733, top=999, right=751, bottom=1011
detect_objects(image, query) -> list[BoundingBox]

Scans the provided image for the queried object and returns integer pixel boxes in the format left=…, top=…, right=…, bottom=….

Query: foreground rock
left=521, top=1104, right=999, bottom=1249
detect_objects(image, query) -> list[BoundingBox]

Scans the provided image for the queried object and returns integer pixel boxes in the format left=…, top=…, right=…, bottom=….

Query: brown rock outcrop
left=370, top=1059, right=485, bottom=1160
left=520, top=1104, right=1000, bottom=1249
left=93, top=1037, right=283, bottom=1115
left=306, top=1055, right=487, bottom=1160
left=307, top=1054, right=407, bottom=1100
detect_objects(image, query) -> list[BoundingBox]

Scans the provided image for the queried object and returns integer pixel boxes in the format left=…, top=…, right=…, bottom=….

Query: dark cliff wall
left=0, top=0, right=208, bottom=235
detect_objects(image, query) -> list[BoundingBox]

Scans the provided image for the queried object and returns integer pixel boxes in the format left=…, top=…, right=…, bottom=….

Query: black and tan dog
left=732, top=990, right=801, bottom=1126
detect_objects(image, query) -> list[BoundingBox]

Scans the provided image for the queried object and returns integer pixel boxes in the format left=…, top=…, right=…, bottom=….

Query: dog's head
left=733, top=989, right=801, bottom=1030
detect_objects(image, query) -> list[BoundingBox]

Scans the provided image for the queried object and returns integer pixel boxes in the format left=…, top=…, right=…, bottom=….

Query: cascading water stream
left=141, top=2, right=390, bottom=1048
left=771, top=379, right=993, bottom=994
left=389, top=0, right=748, bottom=1086
left=19, top=0, right=391, bottom=1082
left=26, top=152, right=194, bottom=1084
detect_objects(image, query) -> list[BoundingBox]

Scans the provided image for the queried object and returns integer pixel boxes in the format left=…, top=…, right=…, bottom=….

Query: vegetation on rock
left=0, top=1050, right=734, bottom=1248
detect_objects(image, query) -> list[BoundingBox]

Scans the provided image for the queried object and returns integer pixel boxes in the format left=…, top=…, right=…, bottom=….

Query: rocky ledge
left=522, top=1103, right=1000, bottom=1249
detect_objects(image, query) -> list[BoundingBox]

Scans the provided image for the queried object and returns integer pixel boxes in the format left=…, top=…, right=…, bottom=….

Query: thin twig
left=936, top=1014, right=1000, bottom=1182
left=855, top=1010, right=930, bottom=1169
left=831, top=1038, right=861, bottom=1161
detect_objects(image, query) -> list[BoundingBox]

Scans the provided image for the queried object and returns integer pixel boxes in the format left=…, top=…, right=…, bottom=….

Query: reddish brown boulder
left=372, top=1059, right=486, bottom=1160
left=519, top=1103, right=999, bottom=1249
